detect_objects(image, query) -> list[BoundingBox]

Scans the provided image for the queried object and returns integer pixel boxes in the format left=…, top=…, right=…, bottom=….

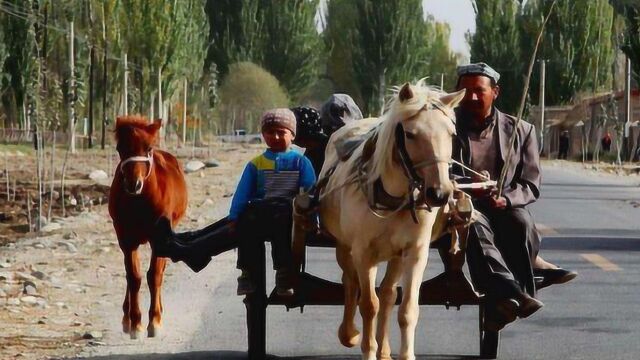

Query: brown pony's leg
left=376, top=257, right=403, bottom=360
left=336, top=244, right=361, bottom=348
left=123, top=245, right=144, bottom=339
left=147, top=253, right=167, bottom=337
left=122, top=286, right=130, bottom=334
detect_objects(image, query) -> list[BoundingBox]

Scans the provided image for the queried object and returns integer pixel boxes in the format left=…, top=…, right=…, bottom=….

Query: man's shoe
left=495, top=298, right=518, bottom=324
left=275, top=269, right=294, bottom=297
left=535, top=268, right=578, bottom=290
left=237, top=272, right=255, bottom=296
left=484, top=299, right=518, bottom=332
left=516, top=293, right=544, bottom=318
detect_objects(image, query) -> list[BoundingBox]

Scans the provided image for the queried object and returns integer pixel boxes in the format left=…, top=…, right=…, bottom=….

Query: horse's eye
left=405, top=131, right=416, bottom=140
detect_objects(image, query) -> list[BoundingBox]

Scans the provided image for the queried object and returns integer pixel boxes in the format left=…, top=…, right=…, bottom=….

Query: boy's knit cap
left=261, top=108, right=297, bottom=136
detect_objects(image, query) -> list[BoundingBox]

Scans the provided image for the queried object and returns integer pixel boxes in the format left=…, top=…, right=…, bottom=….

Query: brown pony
left=108, top=115, right=187, bottom=339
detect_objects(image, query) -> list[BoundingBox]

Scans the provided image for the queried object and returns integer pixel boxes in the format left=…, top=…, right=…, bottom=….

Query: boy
left=150, top=109, right=316, bottom=296
left=232, top=109, right=316, bottom=296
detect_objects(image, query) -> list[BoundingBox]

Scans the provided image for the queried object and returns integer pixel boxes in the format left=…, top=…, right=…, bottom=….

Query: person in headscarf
left=319, top=94, right=363, bottom=136
left=291, top=106, right=327, bottom=177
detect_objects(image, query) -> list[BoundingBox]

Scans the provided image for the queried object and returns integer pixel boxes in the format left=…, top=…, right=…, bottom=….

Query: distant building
left=529, top=89, right=640, bottom=160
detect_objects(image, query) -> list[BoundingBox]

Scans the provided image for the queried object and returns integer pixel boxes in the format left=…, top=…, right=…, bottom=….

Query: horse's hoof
left=129, top=329, right=141, bottom=340
left=398, top=355, right=415, bottom=360
left=122, top=321, right=131, bottom=334
left=377, top=354, right=393, bottom=360
left=147, top=324, right=162, bottom=338
left=129, top=325, right=143, bottom=340
left=338, top=324, right=360, bottom=348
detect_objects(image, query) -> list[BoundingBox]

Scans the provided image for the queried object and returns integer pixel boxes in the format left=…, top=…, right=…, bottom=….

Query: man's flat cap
left=456, top=62, right=500, bottom=83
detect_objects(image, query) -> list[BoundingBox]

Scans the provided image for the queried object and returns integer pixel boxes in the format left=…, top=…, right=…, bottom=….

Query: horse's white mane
left=365, top=80, right=449, bottom=182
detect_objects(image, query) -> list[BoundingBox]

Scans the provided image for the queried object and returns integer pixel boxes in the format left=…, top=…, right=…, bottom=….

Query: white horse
left=318, top=82, right=465, bottom=360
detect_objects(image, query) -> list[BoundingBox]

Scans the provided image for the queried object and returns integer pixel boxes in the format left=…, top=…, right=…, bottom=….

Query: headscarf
left=290, top=106, right=323, bottom=140
left=319, top=94, right=363, bottom=136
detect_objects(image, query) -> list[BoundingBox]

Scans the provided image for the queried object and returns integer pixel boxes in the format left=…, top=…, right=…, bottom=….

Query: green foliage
left=351, top=0, right=434, bottom=115
left=1, top=0, right=38, bottom=127
left=469, top=0, right=616, bottom=113
left=259, top=0, right=321, bottom=97
left=522, top=0, right=615, bottom=105
left=610, top=0, right=640, bottom=85
left=422, top=18, right=460, bottom=91
left=216, top=62, right=289, bottom=133
left=468, top=0, right=523, bottom=114
left=205, top=0, right=320, bottom=99
left=324, top=0, right=459, bottom=115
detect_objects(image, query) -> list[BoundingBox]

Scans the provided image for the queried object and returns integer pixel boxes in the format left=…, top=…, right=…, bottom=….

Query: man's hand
left=489, top=196, right=507, bottom=209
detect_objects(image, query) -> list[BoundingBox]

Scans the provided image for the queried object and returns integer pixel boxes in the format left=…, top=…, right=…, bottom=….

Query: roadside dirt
left=0, top=142, right=261, bottom=360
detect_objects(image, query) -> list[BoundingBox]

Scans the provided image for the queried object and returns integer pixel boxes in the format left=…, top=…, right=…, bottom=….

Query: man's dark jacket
left=453, top=108, right=541, bottom=207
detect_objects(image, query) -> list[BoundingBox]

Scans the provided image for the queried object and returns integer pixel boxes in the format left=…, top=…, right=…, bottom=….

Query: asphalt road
left=80, top=162, right=640, bottom=360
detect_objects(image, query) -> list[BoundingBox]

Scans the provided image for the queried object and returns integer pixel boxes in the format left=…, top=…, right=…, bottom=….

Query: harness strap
left=119, top=150, right=154, bottom=180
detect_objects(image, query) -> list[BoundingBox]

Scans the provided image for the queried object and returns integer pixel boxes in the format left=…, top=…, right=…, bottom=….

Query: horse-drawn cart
left=241, top=229, right=501, bottom=359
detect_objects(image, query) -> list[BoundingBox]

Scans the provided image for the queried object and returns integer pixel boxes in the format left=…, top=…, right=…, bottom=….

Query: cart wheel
left=479, top=303, right=500, bottom=359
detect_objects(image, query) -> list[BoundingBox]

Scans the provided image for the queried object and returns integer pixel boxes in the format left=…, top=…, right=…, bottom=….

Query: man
left=558, top=130, right=570, bottom=159
left=452, top=63, right=577, bottom=330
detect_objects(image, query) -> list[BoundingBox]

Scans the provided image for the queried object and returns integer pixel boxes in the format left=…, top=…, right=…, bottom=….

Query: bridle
left=393, top=120, right=452, bottom=222
left=119, top=149, right=154, bottom=183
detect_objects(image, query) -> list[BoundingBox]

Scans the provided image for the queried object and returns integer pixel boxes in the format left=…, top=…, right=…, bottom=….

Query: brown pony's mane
left=115, top=115, right=153, bottom=141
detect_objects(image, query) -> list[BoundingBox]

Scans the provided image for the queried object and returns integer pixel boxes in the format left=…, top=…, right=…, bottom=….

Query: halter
left=393, top=123, right=452, bottom=222
left=119, top=149, right=154, bottom=180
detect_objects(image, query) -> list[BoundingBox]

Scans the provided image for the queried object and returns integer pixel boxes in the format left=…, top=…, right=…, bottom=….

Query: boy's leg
left=264, top=198, right=295, bottom=296
left=236, top=201, right=269, bottom=295
left=268, top=199, right=294, bottom=271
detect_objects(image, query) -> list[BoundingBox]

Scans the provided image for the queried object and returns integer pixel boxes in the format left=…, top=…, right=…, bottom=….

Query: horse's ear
left=148, top=119, right=162, bottom=134
left=398, top=83, right=414, bottom=102
left=440, top=89, right=466, bottom=108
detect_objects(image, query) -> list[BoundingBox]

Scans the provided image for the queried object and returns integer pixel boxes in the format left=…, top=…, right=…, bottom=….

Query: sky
left=422, top=0, right=476, bottom=58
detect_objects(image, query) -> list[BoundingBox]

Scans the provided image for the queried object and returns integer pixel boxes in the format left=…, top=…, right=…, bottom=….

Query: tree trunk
left=101, top=2, right=108, bottom=149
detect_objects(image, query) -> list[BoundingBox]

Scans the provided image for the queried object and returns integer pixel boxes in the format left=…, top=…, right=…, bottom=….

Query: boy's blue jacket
left=229, top=149, right=316, bottom=220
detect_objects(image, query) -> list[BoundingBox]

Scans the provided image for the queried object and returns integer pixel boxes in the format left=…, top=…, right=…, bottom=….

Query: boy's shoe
left=275, top=269, right=294, bottom=297
left=237, top=272, right=255, bottom=296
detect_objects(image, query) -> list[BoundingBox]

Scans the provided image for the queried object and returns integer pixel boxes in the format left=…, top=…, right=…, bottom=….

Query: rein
left=119, top=149, right=154, bottom=180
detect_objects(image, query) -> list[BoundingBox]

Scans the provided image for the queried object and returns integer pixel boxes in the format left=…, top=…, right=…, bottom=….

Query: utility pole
left=183, top=78, right=187, bottom=145
left=539, top=60, right=546, bottom=156
left=624, top=56, right=632, bottom=160
left=124, top=53, right=128, bottom=116
left=69, top=21, right=76, bottom=154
